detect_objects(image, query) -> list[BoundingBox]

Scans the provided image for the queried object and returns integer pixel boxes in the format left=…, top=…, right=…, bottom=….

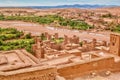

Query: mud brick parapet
left=0, top=66, right=57, bottom=80
left=57, top=56, right=114, bottom=78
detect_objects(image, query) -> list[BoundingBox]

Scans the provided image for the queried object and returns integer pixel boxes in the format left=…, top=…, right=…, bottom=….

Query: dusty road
left=0, top=21, right=111, bottom=42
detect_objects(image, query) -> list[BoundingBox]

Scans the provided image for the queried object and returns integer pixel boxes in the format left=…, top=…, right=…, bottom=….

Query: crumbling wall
left=0, top=67, right=57, bottom=80
left=112, top=61, right=120, bottom=72
left=58, top=57, right=114, bottom=78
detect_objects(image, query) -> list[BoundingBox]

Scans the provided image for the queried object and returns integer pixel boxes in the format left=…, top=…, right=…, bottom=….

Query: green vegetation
left=79, top=41, right=83, bottom=47
left=0, top=39, right=34, bottom=52
left=102, top=13, right=113, bottom=18
left=40, top=33, right=47, bottom=41
left=59, top=19, right=93, bottom=30
left=0, top=14, right=5, bottom=20
left=113, top=24, right=120, bottom=32
left=0, top=28, right=23, bottom=40
left=24, top=33, right=32, bottom=39
left=0, top=28, right=35, bottom=54
left=0, top=15, right=93, bottom=30
left=52, top=37, right=64, bottom=44
left=40, top=33, right=63, bottom=44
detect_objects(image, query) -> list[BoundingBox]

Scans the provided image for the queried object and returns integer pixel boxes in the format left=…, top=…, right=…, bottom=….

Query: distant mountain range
left=0, top=4, right=119, bottom=9
left=27, top=4, right=119, bottom=9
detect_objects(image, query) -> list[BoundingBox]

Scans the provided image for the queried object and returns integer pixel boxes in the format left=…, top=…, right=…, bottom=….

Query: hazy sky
left=0, top=0, right=120, bottom=6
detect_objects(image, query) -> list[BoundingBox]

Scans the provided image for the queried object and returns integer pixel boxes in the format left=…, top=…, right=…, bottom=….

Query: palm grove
left=0, top=14, right=93, bottom=30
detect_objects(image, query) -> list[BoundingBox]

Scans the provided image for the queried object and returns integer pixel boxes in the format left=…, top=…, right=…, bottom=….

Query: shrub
left=0, top=40, right=3, bottom=45
left=113, top=24, right=120, bottom=32
left=24, top=33, right=31, bottom=39
left=0, top=14, right=5, bottom=20
left=40, top=33, right=46, bottom=40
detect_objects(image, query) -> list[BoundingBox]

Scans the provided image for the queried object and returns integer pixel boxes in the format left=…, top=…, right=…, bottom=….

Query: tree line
left=0, top=14, right=93, bottom=30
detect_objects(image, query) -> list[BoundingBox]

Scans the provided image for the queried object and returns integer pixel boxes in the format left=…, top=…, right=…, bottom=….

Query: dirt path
left=0, top=21, right=111, bottom=42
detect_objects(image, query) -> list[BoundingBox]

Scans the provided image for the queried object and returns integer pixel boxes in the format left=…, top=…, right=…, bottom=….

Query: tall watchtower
left=110, top=33, right=120, bottom=56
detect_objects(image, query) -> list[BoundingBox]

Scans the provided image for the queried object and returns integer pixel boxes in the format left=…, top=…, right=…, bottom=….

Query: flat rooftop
left=42, top=49, right=116, bottom=68
left=0, top=49, right=41, bottom=72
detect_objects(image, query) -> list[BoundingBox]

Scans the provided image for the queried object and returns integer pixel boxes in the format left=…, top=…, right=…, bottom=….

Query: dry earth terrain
left=0, top=7, right=120, bottom=30
left=0, top=21, right=110, bottom=42
left=74, top=72, right=120, bottom=80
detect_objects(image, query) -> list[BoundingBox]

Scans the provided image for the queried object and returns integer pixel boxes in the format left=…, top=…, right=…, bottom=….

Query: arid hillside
left=0, top=7, right=120, bottom=31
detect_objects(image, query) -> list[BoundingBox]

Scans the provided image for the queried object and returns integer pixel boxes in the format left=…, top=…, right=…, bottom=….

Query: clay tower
left=110, top=33, right=120, bottom=56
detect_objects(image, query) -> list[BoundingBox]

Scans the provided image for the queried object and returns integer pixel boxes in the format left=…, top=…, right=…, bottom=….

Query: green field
left=0, top=28, right=34, bottom=54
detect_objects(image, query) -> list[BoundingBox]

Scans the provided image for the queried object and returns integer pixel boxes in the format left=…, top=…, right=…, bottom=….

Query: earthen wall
left=58, top=57, right=114, bottom=78
left=0, top=67, right=57, bottom=80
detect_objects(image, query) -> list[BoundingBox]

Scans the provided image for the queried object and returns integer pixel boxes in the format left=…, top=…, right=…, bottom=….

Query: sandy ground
left=0, top=21, right=111, bottom=42
left=74, top=72, right=120, bottom=80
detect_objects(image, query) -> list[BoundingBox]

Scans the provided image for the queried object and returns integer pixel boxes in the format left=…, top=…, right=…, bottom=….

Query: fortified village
left=0, top=31, right=120, bottom=80
left=0, top=6, right=119, bottom=80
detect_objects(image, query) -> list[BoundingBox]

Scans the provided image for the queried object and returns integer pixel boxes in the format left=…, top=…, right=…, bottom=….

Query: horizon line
left=0, top=4, right=119, bottom=7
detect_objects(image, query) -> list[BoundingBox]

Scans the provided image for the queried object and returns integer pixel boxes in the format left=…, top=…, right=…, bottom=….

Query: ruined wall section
left=0, top=66, right=57, bottom=80
left=112, top=61, right=120, bottom=72
left=57, top=57, right=114, bottom=78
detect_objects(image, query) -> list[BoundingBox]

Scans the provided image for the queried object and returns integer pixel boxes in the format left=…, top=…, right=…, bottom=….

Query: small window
left=112, top=42, right=115, bottom=46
